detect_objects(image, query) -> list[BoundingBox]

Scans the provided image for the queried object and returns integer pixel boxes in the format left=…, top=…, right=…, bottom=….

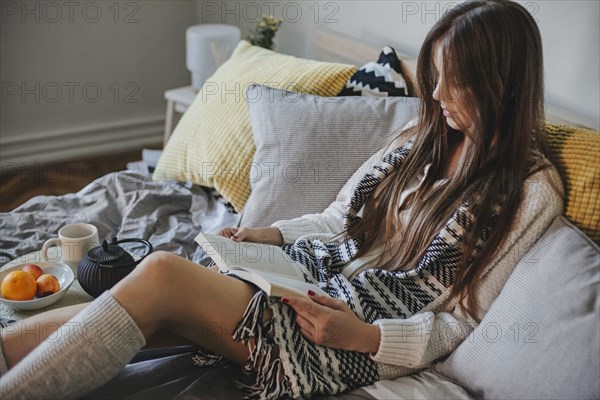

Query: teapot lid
left=88, top=238, right=134, bottom=264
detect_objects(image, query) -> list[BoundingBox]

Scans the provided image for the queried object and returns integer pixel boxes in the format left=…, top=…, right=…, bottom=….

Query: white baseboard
left=0, top=115, right=165, bottom=166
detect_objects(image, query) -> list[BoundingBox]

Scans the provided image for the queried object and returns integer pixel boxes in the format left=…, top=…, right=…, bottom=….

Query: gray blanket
left=1, top=171, right=239, bottom=266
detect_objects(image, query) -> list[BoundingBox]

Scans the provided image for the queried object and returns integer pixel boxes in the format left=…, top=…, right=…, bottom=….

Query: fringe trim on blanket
left=191, top=347, right=225, bottom=367
left=232, top=291, right=290, bottom=400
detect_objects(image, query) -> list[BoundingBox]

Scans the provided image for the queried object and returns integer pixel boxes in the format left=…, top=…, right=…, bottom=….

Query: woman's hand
left=216, top=227, right=283, bottom=246
left=283, top=292, right=381, bottom=354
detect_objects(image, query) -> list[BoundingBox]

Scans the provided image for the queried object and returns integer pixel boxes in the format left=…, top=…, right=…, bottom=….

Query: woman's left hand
left=283, top=292, right=381, bottom=353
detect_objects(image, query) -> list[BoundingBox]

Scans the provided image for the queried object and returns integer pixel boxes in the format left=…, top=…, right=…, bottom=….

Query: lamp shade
left=186, top=24, right=241, bottom=89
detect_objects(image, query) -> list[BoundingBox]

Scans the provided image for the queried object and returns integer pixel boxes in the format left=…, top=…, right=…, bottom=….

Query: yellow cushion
left=546, top=123, right=600, bottom=244
left=153, top=41, right=356, bottom=211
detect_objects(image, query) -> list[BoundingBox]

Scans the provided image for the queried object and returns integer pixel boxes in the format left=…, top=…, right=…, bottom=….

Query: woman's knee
left=131, top=251, right=177, bottom=284
left=113, top=250, right=176, bottom=296
left=138, top=250, right=175, bottom=270
left=110, top=251, right=184, bottom=322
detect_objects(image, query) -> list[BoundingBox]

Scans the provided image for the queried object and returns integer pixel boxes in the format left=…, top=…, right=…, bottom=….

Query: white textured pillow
left=432, top=216, right=600, bottom=399
left=240, top=85, right=420, bottom=228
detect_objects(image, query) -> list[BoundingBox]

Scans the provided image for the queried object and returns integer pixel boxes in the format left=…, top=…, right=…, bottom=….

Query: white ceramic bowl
left=0, top=262, right=75, bottom=311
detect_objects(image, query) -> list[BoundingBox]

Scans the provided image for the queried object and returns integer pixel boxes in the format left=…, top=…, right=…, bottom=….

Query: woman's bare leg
left=110, top=250, right=257, bottom=364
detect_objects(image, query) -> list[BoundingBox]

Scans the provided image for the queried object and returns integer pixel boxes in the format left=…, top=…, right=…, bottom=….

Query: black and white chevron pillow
left=338, top=46, right=409, bottom=97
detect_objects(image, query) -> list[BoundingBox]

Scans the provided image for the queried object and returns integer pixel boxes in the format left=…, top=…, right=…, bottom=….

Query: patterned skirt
left=228, top=291, right=380, bottom=399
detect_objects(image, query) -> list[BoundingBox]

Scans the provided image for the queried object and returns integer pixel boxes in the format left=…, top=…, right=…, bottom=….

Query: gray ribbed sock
left=0, top=291, right=146, bottom=400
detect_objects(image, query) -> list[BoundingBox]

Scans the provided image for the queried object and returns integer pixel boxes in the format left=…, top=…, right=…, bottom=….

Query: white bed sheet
left=363, top=370, right=475, bottom=400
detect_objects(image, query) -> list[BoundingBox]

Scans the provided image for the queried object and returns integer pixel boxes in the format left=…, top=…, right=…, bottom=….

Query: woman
left=0, top=1, right=564, bottom=398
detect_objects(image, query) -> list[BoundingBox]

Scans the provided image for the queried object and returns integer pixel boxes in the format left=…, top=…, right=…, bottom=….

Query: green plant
left=246, top=15, right=283, bottom=50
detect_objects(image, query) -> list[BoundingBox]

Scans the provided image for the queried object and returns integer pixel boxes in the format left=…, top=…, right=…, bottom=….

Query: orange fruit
left=1, top=270, right=37, bottom=301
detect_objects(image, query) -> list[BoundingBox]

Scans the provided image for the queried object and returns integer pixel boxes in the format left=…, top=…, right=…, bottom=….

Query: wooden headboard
left=313, top=29, right=587, bottom=128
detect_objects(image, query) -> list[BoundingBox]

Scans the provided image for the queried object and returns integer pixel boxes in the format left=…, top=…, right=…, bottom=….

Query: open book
left=195, top=233, right=329, bottom=299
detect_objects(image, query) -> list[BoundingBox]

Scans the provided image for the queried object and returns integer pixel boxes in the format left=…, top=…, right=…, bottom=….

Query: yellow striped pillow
left=153, top=41, right=356, bottom=211
left=546, top=123, right=600, bottom=244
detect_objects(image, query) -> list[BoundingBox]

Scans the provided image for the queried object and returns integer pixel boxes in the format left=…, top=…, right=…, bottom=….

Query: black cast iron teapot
left=78, top=237, right=153, bottom=298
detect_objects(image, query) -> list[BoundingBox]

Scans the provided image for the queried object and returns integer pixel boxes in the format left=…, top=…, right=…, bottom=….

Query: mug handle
left=41, top=238, right=62, bottom=262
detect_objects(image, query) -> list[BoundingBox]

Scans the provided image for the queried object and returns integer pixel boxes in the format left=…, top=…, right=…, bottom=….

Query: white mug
left=42, top=223, right=100, bottom=269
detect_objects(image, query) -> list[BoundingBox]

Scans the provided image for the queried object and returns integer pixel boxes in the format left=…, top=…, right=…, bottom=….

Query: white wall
left=2, top=1, right=597, bottom=167
left=197, top=0, right=599, bottom=129
left=1, top=1, right=196, bottom=165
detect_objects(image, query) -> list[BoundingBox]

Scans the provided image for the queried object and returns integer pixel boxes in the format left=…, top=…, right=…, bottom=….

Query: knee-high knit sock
left=0, top=291, right=146, bottom=400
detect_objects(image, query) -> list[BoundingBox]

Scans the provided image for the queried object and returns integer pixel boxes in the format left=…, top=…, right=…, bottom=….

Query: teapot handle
left=116, top=238, right=154, bottom=265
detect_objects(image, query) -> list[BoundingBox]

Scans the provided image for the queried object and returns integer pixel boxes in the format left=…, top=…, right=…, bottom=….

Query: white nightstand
left=163, top=86, right=198, bottom=146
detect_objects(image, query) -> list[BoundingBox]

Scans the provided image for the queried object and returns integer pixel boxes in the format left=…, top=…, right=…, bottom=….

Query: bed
left=1, top=29, right=598, bottom=400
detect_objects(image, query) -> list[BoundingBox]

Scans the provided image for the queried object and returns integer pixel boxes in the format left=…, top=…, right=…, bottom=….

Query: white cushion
left=241, top=85, right=419, bottom=227
left=432, top=216, right=600, bottom=399
left=362, top=370, right=475, bottom=400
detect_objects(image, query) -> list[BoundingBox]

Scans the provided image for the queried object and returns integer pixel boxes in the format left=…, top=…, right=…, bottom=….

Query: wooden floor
left=0, top=150, right=144, bottom=212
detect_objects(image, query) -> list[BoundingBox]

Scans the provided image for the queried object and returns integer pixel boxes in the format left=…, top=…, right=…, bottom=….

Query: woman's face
left=432, top=43, right=475, bottom=135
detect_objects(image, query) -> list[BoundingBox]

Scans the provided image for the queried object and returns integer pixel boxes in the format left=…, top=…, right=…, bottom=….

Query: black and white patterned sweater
left=272, top=133, right=564, bottom=379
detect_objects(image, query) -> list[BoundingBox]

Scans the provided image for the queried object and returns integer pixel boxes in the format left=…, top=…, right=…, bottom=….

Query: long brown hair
left=344, top=0, right=549, bottom=319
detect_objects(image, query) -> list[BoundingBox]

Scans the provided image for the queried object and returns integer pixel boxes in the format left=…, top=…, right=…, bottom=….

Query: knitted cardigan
left=271, top=134, right=564, bottom=380
left=222, top=131, right=564, bottom=399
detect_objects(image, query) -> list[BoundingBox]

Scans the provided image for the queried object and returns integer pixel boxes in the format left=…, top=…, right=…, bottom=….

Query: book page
left=195, top=233, right=306, bottom=281
left=229, top=269, right=329, bottom=299
left=254, top=271, right=329, bottom=297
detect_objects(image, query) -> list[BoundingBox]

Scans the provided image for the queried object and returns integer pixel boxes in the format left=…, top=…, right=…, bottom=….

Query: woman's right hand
left=217, top=227, right=284, bottom=246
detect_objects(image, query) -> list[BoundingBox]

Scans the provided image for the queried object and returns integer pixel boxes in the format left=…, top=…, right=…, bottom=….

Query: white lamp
left=186, top=24, right=241, bottom=90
